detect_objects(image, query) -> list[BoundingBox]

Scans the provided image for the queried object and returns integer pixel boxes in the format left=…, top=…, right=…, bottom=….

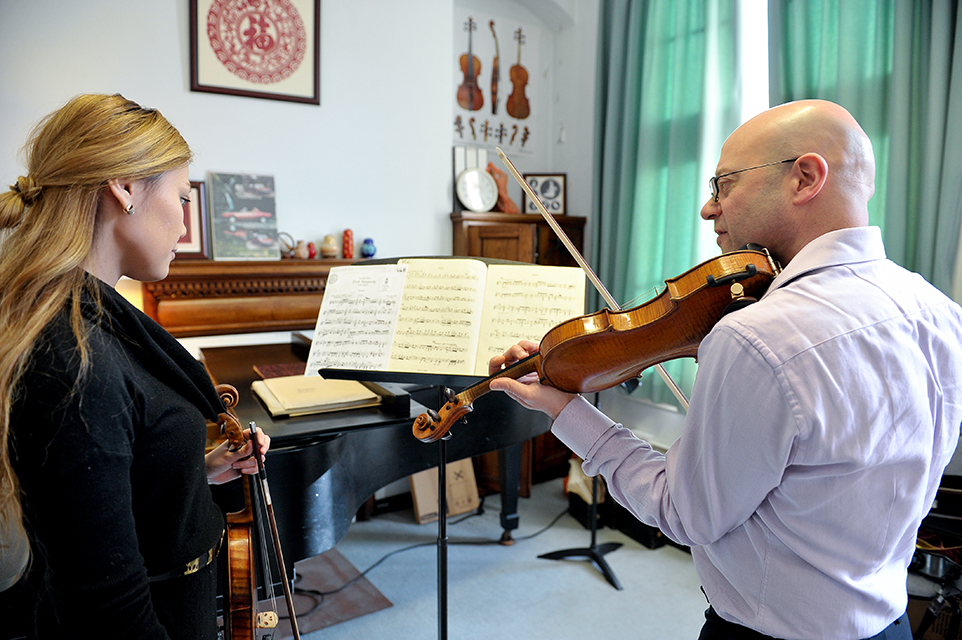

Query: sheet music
left=475, top=265, right=586, bottom=375
left=390, top=259, right=487, bottom=375
left=306, top=264, right=408, bottom=375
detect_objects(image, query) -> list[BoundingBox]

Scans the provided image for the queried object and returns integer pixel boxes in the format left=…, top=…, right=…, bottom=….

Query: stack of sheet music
left=252, top=374, right=381, bottom=417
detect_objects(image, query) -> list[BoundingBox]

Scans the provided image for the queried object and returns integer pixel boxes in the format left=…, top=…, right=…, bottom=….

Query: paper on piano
left=305, top=259, right=586, bottom=377
left=251, top=375, right=381, bottom=417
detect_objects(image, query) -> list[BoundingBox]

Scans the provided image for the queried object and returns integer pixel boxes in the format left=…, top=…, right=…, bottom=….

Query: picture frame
left=522, top=173, right=567, bottom=215
left=207, top=172, right=281, bottom=261
left=189, top=0, right=320, bottom=105
left=177, top=181, right=211, bottom=259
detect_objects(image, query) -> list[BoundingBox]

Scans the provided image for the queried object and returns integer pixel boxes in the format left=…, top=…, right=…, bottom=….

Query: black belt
left=147, top=530, right=224, bottom=583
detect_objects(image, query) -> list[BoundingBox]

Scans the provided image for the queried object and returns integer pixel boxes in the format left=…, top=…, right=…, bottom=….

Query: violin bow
left=495, top=147, right=690, bottom=411
left=249, top=421, right=301, bottom=640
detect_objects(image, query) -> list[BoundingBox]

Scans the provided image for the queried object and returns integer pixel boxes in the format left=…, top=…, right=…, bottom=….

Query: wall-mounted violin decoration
left=506, top=28, right=530, bottom=120
left=489, top=20, right=500, bottom=115
left=457, top=17, right=484, bottom=112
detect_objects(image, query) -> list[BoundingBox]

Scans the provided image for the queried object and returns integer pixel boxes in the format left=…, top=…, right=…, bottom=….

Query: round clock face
left=456, top=168, right=498, bottom=212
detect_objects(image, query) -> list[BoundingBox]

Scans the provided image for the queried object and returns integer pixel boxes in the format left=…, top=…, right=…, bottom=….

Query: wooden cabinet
left=452, top=212, right=587, bottom=495
left=451, top=212, right=585, bottom=266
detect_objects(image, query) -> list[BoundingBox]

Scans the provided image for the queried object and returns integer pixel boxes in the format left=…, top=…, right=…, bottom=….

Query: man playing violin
left=490, top=100, right=962, bottom=640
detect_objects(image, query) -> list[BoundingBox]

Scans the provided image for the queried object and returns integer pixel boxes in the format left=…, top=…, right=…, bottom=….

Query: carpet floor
left=281, top=479, right=708, bottom=640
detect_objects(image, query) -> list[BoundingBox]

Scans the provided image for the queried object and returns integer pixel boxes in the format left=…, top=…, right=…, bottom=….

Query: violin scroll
left=413, top=397, right=472, bottom=443
left=215, top=384, right=246, bottom=452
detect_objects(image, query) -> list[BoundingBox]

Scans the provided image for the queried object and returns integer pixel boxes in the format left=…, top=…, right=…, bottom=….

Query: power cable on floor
left=285, top=497, right=570, bottom=620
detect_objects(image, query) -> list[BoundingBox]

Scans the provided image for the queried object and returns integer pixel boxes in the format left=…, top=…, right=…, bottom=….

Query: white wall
left=0, top=0, right=599, bottom=262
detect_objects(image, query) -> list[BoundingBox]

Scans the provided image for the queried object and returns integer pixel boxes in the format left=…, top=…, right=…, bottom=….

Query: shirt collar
left=762, top=226, right=886, bottom=299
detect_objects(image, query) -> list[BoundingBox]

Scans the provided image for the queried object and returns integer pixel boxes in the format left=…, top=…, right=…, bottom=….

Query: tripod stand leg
left=538, top=475, right=623, bottom=590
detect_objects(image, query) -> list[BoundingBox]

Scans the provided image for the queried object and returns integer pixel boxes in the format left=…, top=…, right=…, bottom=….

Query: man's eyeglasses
left=709, top=158, right=799, bottom=202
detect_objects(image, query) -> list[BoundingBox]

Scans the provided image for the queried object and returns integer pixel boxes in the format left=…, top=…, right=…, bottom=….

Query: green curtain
left=592, top=0, right=740, bottom=406
left=769, top=0, right=962, bottom=293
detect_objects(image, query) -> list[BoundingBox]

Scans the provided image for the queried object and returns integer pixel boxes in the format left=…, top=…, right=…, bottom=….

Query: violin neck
left=460, top=352, right=542, bottom=405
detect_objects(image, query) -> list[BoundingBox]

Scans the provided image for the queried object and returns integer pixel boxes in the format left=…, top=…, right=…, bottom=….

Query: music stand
left=316, top=254, right=569, bottom=637
left=320, top=367, right=482, bottom=640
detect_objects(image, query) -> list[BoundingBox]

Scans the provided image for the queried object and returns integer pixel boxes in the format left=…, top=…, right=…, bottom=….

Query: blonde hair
left=0, top=94, right=193, bottom=562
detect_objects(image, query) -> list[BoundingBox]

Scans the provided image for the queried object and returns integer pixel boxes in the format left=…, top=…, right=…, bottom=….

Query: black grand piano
left=203, top=339, right=552, bottom=575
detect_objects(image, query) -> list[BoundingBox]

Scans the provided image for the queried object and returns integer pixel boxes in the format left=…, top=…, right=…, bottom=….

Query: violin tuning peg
left=428, top=408, right=441, bottom=422
left=444, top=387, right=457, bottom=402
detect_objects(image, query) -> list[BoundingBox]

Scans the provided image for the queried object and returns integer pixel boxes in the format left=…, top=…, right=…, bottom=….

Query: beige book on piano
left=305, top=258, right=587, bottom=378
left=252, top=375, right=380, bottom=417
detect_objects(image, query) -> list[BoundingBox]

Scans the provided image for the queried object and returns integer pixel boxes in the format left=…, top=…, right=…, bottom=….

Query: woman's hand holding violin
left=488, top=340, right=578, bottom=420
left=205, top=429, right=271, bottom=485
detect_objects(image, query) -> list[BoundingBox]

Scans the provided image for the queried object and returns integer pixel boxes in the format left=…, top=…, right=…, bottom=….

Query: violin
left=412, top=249, right=778, bottom=442
left=217, top=385, right=300, bottom=640
left=489, top=20, right=500, bottom=115
left=457, top=17, right=483, bottom=112
left=506, top=28, right=530, bottom=120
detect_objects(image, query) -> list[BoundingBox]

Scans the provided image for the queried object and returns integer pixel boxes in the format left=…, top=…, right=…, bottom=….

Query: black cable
left=282, top=503, right=571, bottom=620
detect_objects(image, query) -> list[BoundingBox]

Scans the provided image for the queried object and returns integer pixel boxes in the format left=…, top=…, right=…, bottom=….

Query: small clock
left=455, top=167, right=498, bottom=212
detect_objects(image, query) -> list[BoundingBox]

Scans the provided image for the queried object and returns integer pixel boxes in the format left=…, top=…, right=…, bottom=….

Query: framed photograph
left=176, top=181, right=211, bottom=259
left=522, top=173, right=566, bottom=215
left=189, top=0, right=320, bottom=105
left=207, top=172, right=281, bottom=260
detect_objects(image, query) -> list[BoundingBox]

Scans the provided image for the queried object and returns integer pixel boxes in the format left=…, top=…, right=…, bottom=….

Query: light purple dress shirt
left=551, top=227, right=962, bottom=639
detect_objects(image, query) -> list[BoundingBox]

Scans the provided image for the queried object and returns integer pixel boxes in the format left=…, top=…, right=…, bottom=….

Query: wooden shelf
left=142, top=258, right=353, bottom=337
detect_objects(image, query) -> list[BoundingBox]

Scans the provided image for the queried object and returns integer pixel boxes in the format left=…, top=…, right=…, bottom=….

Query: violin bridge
left=256, top=611, right=279, bottom=629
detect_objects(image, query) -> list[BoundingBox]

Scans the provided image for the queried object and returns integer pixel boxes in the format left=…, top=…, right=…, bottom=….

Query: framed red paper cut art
left=189, top=0, right=320, bottom=105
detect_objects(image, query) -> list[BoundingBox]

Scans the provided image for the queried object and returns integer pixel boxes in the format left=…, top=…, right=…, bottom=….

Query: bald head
left=734, top=100, right=875, bottom=203
left=704, top=100, right=876, bottom=263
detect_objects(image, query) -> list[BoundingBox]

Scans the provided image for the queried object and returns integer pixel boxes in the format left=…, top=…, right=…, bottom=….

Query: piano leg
left=497, top=443, right=523, bottom=544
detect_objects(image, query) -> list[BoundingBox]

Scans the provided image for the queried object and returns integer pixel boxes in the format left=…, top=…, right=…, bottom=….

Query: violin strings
left=253, top=479, right=280, bottom=635
left=620, top=286, right=660, bottom=310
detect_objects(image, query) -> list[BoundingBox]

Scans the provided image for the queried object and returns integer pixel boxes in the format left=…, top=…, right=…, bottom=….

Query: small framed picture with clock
left=522, top=173, right=567, bottom=215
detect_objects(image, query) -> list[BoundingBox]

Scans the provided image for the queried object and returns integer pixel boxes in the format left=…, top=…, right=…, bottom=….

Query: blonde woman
left=0, top=94, right=269, bottom=638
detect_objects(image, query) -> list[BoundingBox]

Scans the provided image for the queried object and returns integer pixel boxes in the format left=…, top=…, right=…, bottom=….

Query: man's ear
left=791, top=153, right=828, bottom=205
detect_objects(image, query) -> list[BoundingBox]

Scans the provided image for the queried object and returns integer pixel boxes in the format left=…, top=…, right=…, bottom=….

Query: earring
left=124, top=203, right=135, bottom=215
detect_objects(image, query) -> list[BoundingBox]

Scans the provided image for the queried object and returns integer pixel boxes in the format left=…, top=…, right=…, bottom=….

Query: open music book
left=306, top=258, right=586, bottom=377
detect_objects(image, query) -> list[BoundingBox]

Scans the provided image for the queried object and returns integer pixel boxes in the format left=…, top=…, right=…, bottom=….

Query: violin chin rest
left=722, top=296, right=758, bottom=316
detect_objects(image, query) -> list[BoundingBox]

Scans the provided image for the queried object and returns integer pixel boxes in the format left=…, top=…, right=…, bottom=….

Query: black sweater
left=9, top=278, right=226, bottom=638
